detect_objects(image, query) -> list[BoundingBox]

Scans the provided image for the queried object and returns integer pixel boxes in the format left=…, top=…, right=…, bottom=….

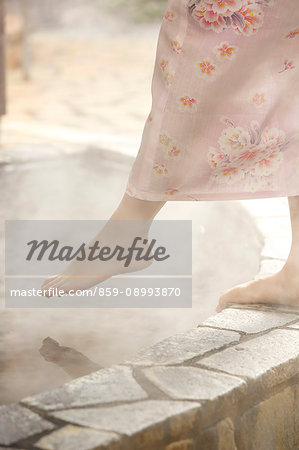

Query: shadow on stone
left=39, top=337, right=102, bottom=378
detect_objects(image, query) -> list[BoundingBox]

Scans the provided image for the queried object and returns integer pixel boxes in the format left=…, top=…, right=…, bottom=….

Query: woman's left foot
left=41, top=220, right=153, bottom=297
left=217, top=264, right=299, bottom=312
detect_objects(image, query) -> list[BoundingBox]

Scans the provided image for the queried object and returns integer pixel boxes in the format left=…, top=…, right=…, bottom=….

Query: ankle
left=110, top=208, right=156, bottom=222
left=280, top=260, right=299, bottom=281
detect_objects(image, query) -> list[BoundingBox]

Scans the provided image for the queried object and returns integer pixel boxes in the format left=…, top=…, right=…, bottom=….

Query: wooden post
left=0, top=0, right=6, bottom=117
left=21, top=0, right=30, bottom=80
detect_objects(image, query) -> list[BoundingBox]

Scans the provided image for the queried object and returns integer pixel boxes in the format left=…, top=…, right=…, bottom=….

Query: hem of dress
left=125, top=187, right=299, bottom=202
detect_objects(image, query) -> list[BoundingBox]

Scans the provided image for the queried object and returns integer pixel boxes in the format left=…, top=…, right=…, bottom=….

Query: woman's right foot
left=217, top=260, right=299, bottom=312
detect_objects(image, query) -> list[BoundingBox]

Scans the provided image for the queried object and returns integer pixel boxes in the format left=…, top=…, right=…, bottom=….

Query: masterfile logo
left=5, top=220, right=192, bottom=308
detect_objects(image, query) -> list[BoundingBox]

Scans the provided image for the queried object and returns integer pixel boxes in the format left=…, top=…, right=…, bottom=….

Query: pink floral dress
left=126, top=0, right=299, bottom=201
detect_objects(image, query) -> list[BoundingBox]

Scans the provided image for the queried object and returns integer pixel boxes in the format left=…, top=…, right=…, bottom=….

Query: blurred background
left=0, top=0, right=272, bottom=405
left=2, top=0, right=167, bottom=153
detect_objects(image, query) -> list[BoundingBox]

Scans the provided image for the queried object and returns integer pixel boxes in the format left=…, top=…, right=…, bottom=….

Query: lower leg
left=108, top=193, right=167, bottom=257
left=281, top=195, right=299, bottom=274
left=110, top=192, right=166, bottom=221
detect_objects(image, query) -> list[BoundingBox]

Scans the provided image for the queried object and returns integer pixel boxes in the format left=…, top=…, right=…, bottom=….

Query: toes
left=42, top=275, right=78, bottom=297
left=216, top=296, right=230, bottom=313
left=43, top=279, right=65, bottom=298
left=216, top=287, right=248, bottom=312
left=216, top=304, right=223, bottom=313
left=216, top=295, right=228, bottom=313
left=42, top=284, right=57, bottom=298
left=53, top=282, right=67, bottom=297
left=42, top=275, right=59, bottom=290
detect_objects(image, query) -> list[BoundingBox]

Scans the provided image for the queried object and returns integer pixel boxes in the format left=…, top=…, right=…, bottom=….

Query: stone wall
left=0, top=301, right=298, bottom=449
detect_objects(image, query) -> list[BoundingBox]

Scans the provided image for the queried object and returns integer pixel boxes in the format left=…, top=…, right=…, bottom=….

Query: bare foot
left=216, top=264, right=299, bottom=312
left=41, top=220, right=154, bottom=297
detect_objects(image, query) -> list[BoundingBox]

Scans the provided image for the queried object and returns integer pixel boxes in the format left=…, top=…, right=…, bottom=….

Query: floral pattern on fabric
left=153, top=163, right=169, bottom=176
left=176, top=95, right=199, bottom=112
left=284, top=28, right=299, bottom=39
left=248, top=88, right=267, bottom=108
left=165, top=188, right=180, bottom=195
left=188, top=0, right=274, bottom=36
left=213, top=41, right=239, bottom=60
left=160, top=58, right=175, bottom=86
left=278, top=59, right=296, bottom=73
left=196, top=57, right=218, bottom=80
left=164, top=10, right=176, bottom=22
left=159, top=132, right=185, bottom=160
left=171, top=40, right=183, bottom=53
left=207, top=117, right=296, bottom=186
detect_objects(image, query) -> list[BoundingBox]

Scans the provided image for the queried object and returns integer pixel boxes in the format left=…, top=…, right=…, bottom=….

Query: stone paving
left=0, top=404, right=55, bottom=446
left=0, top=301, right=298, bottom=448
